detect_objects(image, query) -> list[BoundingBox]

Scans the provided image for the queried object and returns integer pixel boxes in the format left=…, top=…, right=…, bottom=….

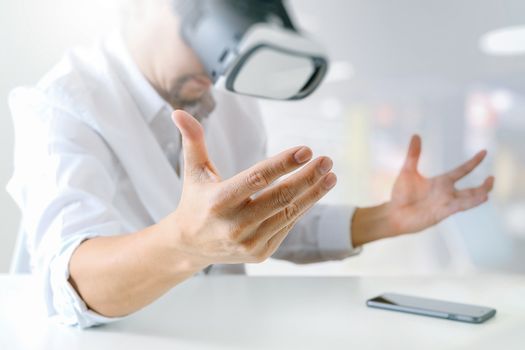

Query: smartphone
left=367, top=293, right=496, bottom=323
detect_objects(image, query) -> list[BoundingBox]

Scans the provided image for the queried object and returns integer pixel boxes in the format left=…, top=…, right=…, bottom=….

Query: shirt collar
left=103, top=31, right=169, bottom=123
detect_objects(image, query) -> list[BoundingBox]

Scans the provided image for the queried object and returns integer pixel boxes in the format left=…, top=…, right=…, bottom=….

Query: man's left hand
left=351, top=135, right=495, bottom=247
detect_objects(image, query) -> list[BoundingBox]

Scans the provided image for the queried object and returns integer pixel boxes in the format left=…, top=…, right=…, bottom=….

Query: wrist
left=152, top=215, right=211, bottom=275
left=351, top=202, right=400, bottom=247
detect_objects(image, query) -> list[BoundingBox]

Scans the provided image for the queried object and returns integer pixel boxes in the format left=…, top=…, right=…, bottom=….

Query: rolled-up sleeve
left=48, top=233, right=124, bottom=328
left=317, top=203, right=362, bottom=260
left=7, top=88, right=126, bottom=328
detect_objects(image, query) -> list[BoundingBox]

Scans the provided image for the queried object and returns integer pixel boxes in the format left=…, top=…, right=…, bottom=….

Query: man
left=7, top=0, right=494, bottom=328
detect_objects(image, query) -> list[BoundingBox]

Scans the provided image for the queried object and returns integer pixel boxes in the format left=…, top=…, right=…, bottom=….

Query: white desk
left=1, top=274, right=524, bottom=350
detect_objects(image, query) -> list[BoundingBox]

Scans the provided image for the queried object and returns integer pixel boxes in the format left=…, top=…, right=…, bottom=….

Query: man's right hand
left=161, top=110, right=337, bottom=268
left=68, top=109, right=337, bottom=318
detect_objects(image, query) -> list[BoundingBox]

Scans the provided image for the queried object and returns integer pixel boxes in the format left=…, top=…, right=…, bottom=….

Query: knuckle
left=275, top=185, right=295, bottom=207
left=246, top=169, right=272, bottom=189
left=275, top=158, right=288, bottom=174
left=310, top=187, right=326, bottom=203
left=305, top=170, right=317, bottom=186
left=312, top=185, right=325, bottom=198
left=284, top=202, right=301, bottom=221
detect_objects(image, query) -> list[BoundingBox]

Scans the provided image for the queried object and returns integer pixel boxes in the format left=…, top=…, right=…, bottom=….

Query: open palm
left=388, top=135, right=495, bottom=236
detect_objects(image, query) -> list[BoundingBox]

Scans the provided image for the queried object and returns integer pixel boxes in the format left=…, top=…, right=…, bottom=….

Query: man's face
left=167, top=71, right=212, bottom=107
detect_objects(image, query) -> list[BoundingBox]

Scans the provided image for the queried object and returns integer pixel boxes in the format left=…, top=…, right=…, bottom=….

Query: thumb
left=172, top=109, right=219, bottom=183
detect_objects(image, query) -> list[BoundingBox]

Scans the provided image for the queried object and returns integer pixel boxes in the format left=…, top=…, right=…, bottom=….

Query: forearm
left=68, top=222, right=207, bottom=318
left=350, top=202, right=401, bottom=247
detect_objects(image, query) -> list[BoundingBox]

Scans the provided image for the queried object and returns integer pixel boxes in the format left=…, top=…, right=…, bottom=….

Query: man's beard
left=169, top=74, right=216, bottom=123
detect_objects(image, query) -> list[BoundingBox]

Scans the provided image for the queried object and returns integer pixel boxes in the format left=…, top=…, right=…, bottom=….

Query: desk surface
left=1, top=273, right=524, bottom=350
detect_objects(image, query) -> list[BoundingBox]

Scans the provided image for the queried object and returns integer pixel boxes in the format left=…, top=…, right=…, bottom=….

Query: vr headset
left=176, top=0, right=328, bottom=100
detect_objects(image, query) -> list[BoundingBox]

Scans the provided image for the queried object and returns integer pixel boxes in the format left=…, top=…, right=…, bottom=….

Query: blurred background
left=1, top=0, right=524, bottom=275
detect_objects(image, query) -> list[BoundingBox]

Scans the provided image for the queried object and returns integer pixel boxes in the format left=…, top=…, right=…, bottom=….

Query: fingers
left=218, top=146, right=313, bottom=207
left=445, top=193, right=489, bottom=217
left=243, top=156, right=333, bottom=222
left=402, top=134, right=422, bottom=172
left=455, top=176, right=495, bottom=199
left=447, top=150, right=487, bottom=182
left=256, top=172, right=337, bottom=235
left=444, top=176, right=495, bottom=216
left=172, top=110, right=219, bottom=183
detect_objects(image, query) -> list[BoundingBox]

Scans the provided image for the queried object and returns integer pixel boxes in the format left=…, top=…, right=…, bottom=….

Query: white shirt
left=6, top=32, right=360, bottom=328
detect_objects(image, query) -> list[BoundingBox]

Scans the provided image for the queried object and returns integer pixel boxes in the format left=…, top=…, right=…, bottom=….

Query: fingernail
left=293, top=147, right=312, bottom=164
left=319, top=158, right=333, bottom=174
left=323, top=173, right=337, bottom=189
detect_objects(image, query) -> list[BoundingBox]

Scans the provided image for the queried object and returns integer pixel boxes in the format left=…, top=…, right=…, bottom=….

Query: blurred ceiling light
left=480, top=26, right=525, bottom=56
left=325, top=61, right=354, bottom=83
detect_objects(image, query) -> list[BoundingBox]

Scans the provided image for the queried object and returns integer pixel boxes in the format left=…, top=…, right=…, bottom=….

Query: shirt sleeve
left=7, top=88, right=127, bottom=328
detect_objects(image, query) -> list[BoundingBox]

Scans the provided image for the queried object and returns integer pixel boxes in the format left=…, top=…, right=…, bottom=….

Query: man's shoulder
left=41, top=43, right=111, bottom=106
left=9, top=41, right=121, bottom=132
left=11, top=42, right=112, bottom=114
left=8, top=44, right=120, bottom=169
